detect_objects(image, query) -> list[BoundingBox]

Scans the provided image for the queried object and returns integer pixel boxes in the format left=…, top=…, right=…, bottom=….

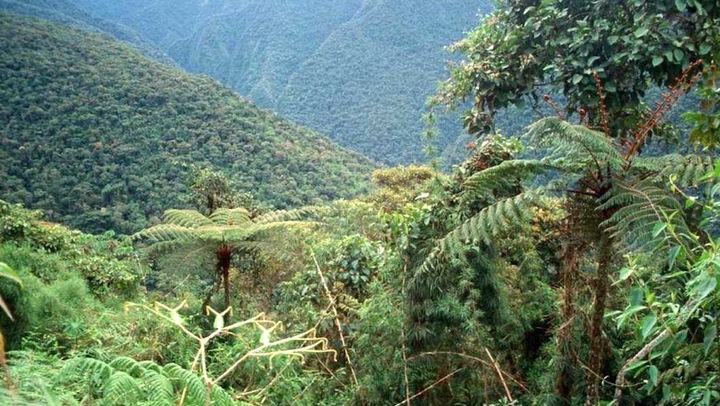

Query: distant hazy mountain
left=50, top=0, right=493, bottom=164
left=0, top=13, right=374, bottom=234
left=0, top=0, right=171, bottom=62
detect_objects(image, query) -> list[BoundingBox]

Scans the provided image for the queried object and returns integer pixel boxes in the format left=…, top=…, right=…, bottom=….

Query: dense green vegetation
left=0, top=1, right=719, bottom=405
left=0, top=0, right=170, bottom=62
left=32, top=0, right=492, bottom=164
left=0, top=14, right=374, bottom=234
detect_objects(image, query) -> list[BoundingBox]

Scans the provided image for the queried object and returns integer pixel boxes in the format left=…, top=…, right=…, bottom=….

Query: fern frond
left=414, top=189, right=545, bottom=282
left=210, top=385, right=235, bottom=406
left=136, top=360, right=163, bottom=374
left=108, top=356, right=145, bottom=377
left=243, top=220, right=321, bottom=240
left=600, top=180, right=694, bottom=250
left=450, top=190, right=543, bottom=247
left=254, top=206, right=322, bottom=223
left=103, top=371, right=141, bottom=405
left=63, top=357, right=113, bottom=382
left=143, top=369, right=174, bottom=405
left=463, top=159, right=552, bottom=198
left=525, top=117, right=623, bottom=170
left=142, top=240, right=213, bottom=259
left=163, top=363, right=206, bottom=405
left=133, top=224, right=196, bottom=243
left=633, top=154, right=715, bottom=187
left=210, top=207, right=252, bottom=226
left=163, top=209, right=213, bottom=228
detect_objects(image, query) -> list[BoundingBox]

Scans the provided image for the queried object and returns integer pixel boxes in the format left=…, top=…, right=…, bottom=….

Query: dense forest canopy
left=3, top=0, right=494, bottom=164
left=0, top=1, right=719, bottom=405
left=0, top=14, right=374, bottom=234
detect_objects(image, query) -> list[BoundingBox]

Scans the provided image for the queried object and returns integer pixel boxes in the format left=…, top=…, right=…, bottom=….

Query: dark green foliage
left=0, top=0, right=170, bottom=63
left=437, top=0, right=720, bottom=141
left=0, top=200, right=145, bottom=349
left=0, top=200, right=144, bottom=294
left=42, top=0, right=493, bottom=164
left=63, top=356, right=235, bottom=405
left=0, top=14, right=374, bottom=234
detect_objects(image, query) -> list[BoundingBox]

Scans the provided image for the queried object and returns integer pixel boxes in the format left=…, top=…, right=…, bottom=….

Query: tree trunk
left=585, top=231, right=612, bottom=405
left=216, top=244, right=232, bottom=313
left=201, top=277, right=221, bottom=315
left=557, top=242, right=580, bottom=404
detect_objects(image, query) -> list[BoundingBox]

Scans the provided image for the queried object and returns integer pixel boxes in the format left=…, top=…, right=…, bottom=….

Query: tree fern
left=525, top=117, right=624, bottom=170
left=133, top=205, right=319, bottom=311
left=164, top=209, right=215, bottom=228
left=209, top=208, right=252, bottom=227
left=134, top=224, right=198, bottom=245
left=254, top=205, right=324, bottom=223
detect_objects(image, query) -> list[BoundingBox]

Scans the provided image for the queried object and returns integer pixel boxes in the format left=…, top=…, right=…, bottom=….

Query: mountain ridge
left=0, top=12, right=375, bottom=234
left=51, top=0, right=493, bottom=164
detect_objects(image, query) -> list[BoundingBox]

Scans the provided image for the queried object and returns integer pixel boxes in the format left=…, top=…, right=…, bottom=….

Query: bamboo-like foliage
left=413, top=115, right=715, bottom=403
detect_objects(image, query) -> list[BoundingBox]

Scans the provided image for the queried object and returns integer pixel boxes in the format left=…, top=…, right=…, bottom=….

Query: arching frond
left=63, top=357, right=113, bottom=381
left=103, top=371, right=141, bottom=405
left=449, top=190, right=545, bottom=248
left=243, top=220, right=321, bottom=241
left=210, top=385, right=236, bottom=406
left=600, top=179, right=695, bottom=251
left=414, top=189, right=545, bottom=281
left=108, top=356, right=145, bottom=377
left=254, top=205, right=323, bottom=223
left=65, top=357, right=225, bottom=405
left=133, top=224, right=196, bottom=243
left=210, top=207, right=252, bottom=226
left=143, top=369, right=174, bottom=405
left=525, top=117, right=624, bottom=170
left=632, top=154, right=715, bottom=187
left=463, top=159, right=553, bottom=198
left=163, top=363, right=207, bottom=405
left=163, top=209, right=213, bottom=228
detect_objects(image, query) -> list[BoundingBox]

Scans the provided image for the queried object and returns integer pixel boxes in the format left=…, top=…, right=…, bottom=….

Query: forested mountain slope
left=0, top=0, right=170, bottom=62
left=0, top=13, right=374, bottom=234
left=60, top=0, right=493, bottom=164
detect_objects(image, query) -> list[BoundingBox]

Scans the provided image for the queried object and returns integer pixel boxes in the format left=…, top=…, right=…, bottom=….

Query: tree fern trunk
left=585, top=231, right=612, bottom=405
left=557, top=242, right=580, bottom=404
left=216, top=244, right=232, bottom=313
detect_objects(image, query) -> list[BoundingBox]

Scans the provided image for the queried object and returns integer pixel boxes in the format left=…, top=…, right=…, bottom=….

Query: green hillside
left=62, top=0, right=492, bottom=164
left=0, top=13, right=374, bottom=234
left=0, top=0, right=170, bottom=62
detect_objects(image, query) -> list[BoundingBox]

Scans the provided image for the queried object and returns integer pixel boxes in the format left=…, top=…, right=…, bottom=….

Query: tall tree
left=432, top=0, right=719, bottom=402
left=415, top=115, right=714, bottom=402
left=434, top=0, right=720, bottom=136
